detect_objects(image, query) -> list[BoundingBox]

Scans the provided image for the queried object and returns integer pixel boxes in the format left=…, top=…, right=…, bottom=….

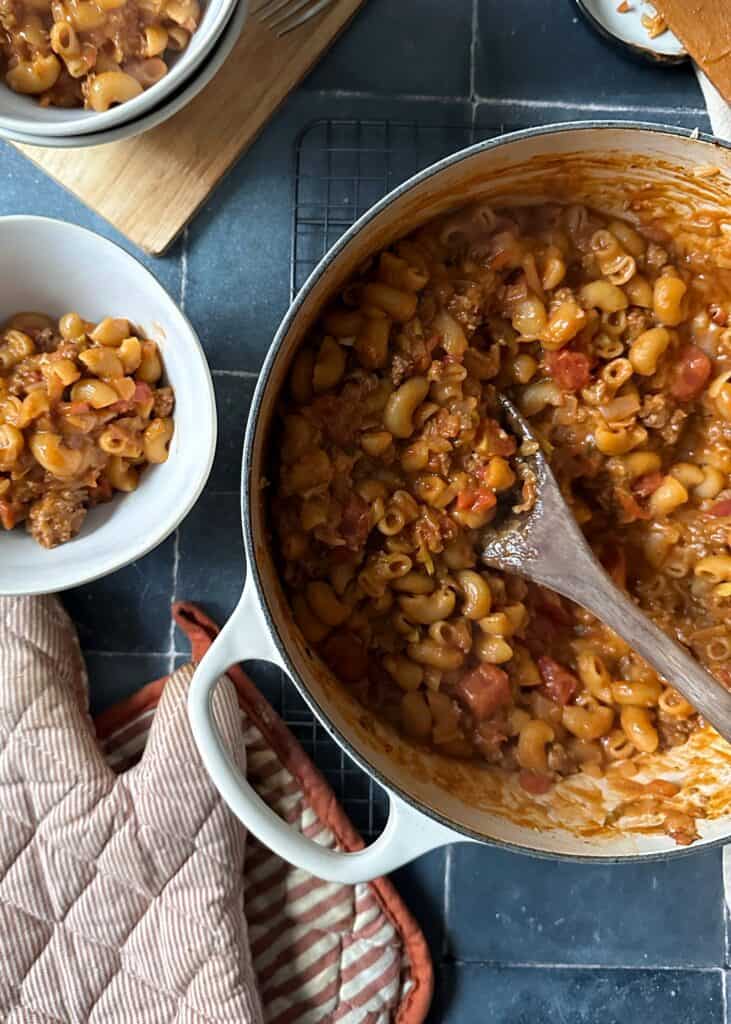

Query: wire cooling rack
left=291, top=119, right=486, bottom=296
left=262, top=119, right=501, bottom=837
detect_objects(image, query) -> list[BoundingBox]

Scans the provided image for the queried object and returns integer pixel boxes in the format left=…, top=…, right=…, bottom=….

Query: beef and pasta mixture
left=0, top=0, right=200, bottom=110
left=273, top=199, right=731, bottom=833
left=0, top=311, right=174, bottom=547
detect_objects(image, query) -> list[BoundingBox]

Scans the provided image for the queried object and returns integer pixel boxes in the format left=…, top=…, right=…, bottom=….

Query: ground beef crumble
left=27, top=489, right=88, bottom=549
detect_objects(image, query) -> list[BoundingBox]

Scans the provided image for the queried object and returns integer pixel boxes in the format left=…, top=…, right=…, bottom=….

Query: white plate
left=0, top=0, right=245, bottom=138
left=575, top=0, right=687, bottom=63
left=1, top=0, right=248, bottom=149
left=0, top=216, right=216, bottom=595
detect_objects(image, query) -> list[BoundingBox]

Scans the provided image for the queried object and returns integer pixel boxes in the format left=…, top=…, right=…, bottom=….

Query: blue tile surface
left=86, top=653, right=170, bottom=716
left=473, top=100, right=710, bottom=133
left=3, top=1, right=728, bottom=1020
left=62, top=534, right=176, bottom=654
left=392, top=849, right=447, bottom=960
left=184, top=92, right=471, bottom=373
left=175, top=489, right=244, bottom=626
left=446, top=844, right=724, bottom=967
left=474, top=0, right=700, bottom=109
left=430, top=965, right=723, bottom=1024
left=184, top=100, right=293, bottom=374
left=305, top=0, right=474, bottom=98
left=208, top=372, right=253, bottom=491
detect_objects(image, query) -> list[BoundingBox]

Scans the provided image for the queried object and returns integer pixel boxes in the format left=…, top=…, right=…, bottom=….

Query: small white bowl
left=0, top=0, right=244, bottom=139
left=2, top=0, right=248, bottom=149
left=0, top=216, right=216, bottom=595
left=574, top=0, right=687, bottom=62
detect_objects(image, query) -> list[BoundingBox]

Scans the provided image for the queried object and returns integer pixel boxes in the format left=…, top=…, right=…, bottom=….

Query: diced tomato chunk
left=480, top=417, right=517, bottom=456
left=600, top=543, right=627, bottom=589
left=108, top=400, right=134, bottom=414
left=632, top=471, right=664, bottom=499
left=133, top=381, right=153, bottom=404
left=0, top=500, right=19, bottom=530
left=616, top=489, right=651, bottom=523
left=67, top=401, right=91, bottom=415
left=670, top=345, right=711, bottom=401
left=456, top=486, right=497, bottom=514
left=709, top=498, right=731, bottom=517
left=537, top=656, right=578, bottom=705
left=339, top=493, right=370, bottom=551
left=519, top=770, right=553, bottom=795
left=476, top=718, right=508, bottom=750
left=545, top=349, right=591, bottom=391
left=456, top=488, right=475, bottom=510
left=535, top=588, right=573, bottom=626
left=321, top=631, right=368, bottom=683
left=456, top=663, right=511, bottom=721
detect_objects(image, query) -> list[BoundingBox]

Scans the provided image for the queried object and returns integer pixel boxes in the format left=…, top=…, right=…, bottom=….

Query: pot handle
left=188, top=582, right=462, bottom=884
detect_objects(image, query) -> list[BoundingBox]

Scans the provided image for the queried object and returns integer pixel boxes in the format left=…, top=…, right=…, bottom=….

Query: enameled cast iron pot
left=189, top=123, right=731, bottom=883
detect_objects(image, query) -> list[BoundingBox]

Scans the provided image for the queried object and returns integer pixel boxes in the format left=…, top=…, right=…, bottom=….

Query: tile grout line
left=307, top=87, right=707, bottom=118
left=469, top=0, right=478, bottom=129
left=85, top=650, right=174, bottom=657
left=180, top=225, right=189, bottom=308
left=212, top=369, right=259, bottom=378
left=445, top=961, right=726, bottom=972
left=723, top=970, right=728, bottom=1024
left=723, top=847, right=730, bottom=970
left=86, top=649, right=197, bottom=657
left=167, top=530, right=181, bottom=675
left=166, top=226, right=189, bottom=675
left=473, top=95, right=707, bottom=116
left=442, top=844, right=454, bottom=961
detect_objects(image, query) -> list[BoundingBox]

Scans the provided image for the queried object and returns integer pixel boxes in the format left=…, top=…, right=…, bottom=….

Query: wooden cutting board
left=13, top=0, right=364, bottom=255
left=653, top=0, right=731, bottom=104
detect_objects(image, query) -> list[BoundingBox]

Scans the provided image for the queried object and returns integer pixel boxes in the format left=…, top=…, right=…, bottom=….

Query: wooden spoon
left=480, top=394, right=731, bottom=745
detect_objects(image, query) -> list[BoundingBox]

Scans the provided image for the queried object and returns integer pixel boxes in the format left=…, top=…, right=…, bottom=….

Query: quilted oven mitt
left=0, top=594, right=262, bottom=1023
left=0, top=596, right=432, bottom=1024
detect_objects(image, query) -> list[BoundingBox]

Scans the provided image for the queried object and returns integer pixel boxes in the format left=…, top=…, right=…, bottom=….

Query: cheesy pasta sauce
left=273, top=199, right=731, bottom=844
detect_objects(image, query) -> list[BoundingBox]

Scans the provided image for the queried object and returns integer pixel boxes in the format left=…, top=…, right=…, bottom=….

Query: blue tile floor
left=2, top=2, right=730, bottom=1020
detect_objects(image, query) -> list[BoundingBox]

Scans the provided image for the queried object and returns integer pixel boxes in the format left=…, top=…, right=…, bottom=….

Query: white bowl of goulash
left=0, top=216, right=215, bottom=594
left=0, top=0, right=247, bottom=147
left=189, top=123, right=731, bottom=885
left=0, top=0, right=245, bottom=138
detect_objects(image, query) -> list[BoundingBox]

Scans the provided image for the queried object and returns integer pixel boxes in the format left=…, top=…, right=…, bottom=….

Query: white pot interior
left=247, top=125, right=731, bottom=859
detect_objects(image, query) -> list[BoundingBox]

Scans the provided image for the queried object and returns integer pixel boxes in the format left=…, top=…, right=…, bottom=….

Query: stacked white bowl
left=0, top=0, right=248, bottom=148
left=0, top=215, right=217, bottom=594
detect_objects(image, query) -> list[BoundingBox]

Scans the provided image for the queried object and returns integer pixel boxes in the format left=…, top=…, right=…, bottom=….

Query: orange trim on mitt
left=92, top=601, right=434, bottom=1024
left=95, top=676, right=167, bottom=739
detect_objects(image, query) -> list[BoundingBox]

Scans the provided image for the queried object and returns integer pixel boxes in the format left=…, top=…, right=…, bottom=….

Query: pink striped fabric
left=0, top=596, right=428, bottom=1023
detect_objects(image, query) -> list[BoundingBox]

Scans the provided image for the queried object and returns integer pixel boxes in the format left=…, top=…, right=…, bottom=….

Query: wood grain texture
left=653, top=0, right=731, bottom=104
left=13, top=0, right=364, bottom=255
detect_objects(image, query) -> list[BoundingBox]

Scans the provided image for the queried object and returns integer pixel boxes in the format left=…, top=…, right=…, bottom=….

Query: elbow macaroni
left=273, top=198, right=731, bottom=840
left=0, top=0, right=201, bottom=108
left=0, top=310, right=174, bottom=547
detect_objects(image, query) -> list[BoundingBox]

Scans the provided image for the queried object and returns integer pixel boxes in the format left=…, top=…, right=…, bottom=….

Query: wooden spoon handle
left=531, top=540, right=731, bottom=747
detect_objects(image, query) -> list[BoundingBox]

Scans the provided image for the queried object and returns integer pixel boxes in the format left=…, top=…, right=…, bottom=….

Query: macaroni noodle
left=0, top=0, right=201, bottom=108
left=0, top=310, right=174, bottom=547
left=273, top=199, right=731, bottom=844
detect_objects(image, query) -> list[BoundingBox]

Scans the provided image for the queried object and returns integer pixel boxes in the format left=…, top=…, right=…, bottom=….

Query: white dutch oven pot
left=190, top=123, right=731, bottom=883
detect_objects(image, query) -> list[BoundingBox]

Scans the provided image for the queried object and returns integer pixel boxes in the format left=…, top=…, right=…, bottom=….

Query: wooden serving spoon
left=481, top=394, right=731, bottom=745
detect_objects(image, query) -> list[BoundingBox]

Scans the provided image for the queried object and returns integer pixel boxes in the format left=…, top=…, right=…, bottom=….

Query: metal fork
left=253, top=0, right=337, bottom=36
